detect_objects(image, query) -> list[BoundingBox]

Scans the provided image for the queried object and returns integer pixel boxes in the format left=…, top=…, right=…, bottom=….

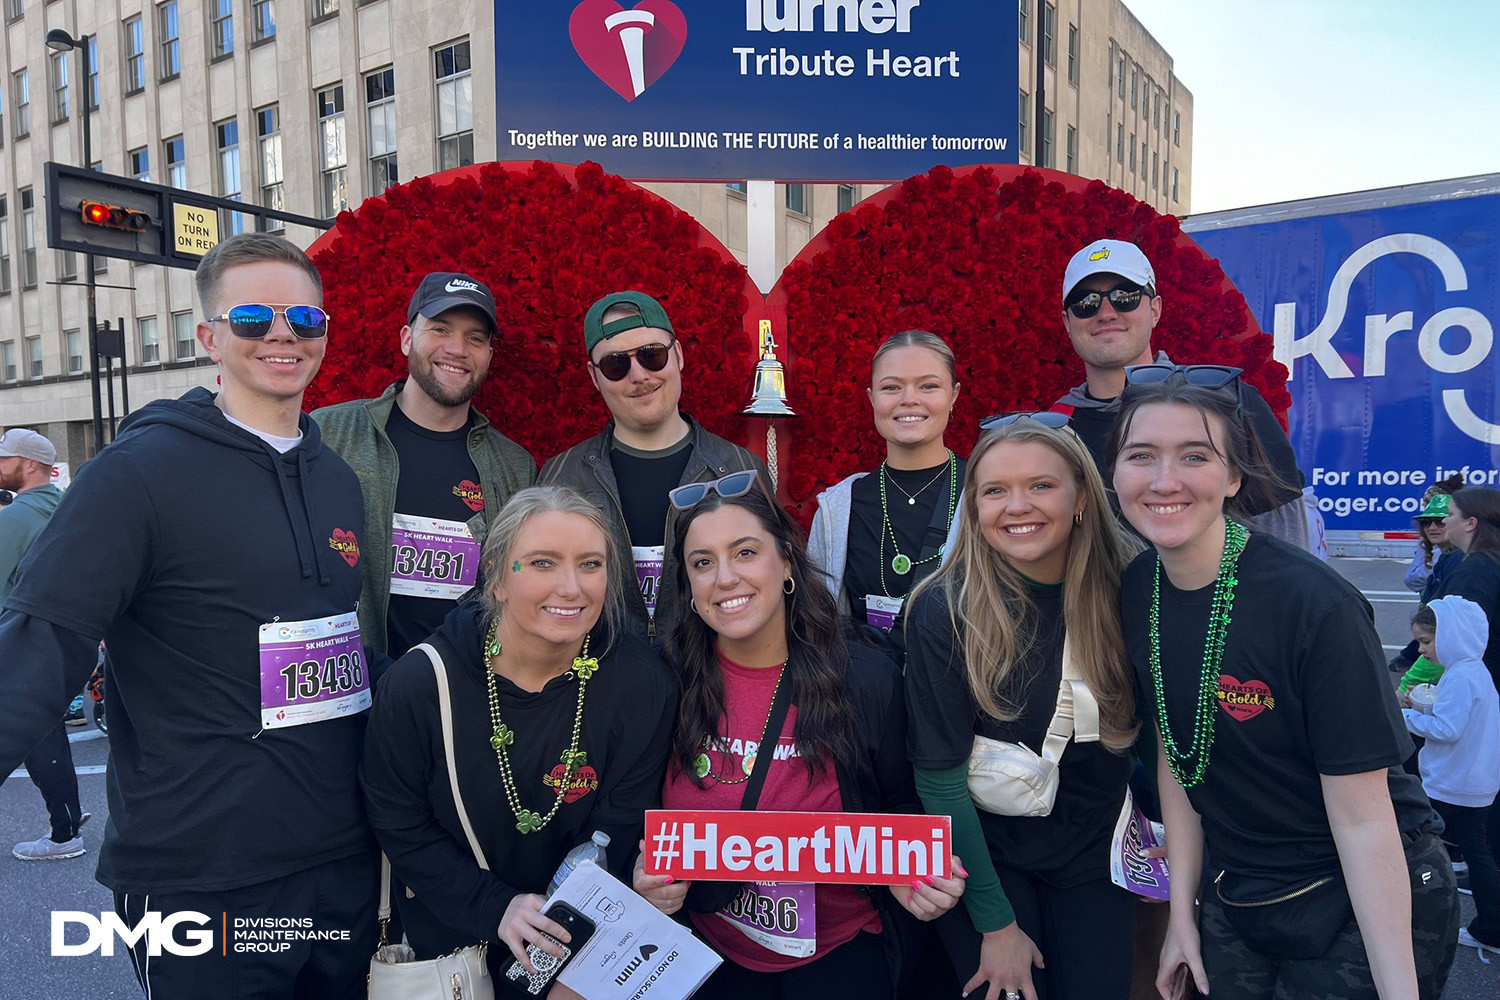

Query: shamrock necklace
left=879, top=451, right=957, bottom=577
left=1149, top=519, right=1249, bottom=789
left=693, top=661, right=787, bottom=784
left=484, top=619, right=598, bottom=834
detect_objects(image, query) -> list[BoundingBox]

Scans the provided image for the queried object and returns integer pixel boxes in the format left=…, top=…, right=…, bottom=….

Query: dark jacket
left=1444, top=550, right=1500, bottom=693
left=538, top=415, right=767, bottom=641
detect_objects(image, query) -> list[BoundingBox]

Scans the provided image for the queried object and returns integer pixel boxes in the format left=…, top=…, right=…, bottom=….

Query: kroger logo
left=52, top=911, right=215, bottom=957
left=1274, top=233, right=1497, bottom=445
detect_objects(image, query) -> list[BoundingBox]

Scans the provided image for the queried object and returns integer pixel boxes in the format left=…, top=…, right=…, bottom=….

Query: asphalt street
left=0, top=557, right=1494, bottom=1000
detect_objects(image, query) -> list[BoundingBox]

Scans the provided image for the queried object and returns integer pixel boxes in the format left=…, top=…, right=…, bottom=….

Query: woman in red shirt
left=632, top=471, right=964, bottom=999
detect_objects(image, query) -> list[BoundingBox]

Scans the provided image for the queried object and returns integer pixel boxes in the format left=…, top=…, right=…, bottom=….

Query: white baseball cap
left=1062, top=239, right=1157, bottom=302
left=0, top=428, right=55, bottom=465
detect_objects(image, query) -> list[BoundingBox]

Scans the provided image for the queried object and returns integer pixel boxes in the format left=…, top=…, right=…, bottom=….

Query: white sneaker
left=1458, top=928, right=1497, bottom=964
left=12, top=835, right=85, bottom=860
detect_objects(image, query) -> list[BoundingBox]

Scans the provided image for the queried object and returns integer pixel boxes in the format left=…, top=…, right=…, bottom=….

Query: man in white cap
left=0, top=429, right=87, bottom=860
left=1052, top=238, right=1318, bottom=550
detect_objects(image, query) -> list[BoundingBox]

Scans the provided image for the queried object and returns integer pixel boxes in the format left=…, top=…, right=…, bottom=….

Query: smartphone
left=503, top=901, right=596, bottom=996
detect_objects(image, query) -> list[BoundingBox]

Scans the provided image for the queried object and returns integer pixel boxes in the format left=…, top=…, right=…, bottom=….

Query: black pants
left=113, top=850, right=379, bottom=1000
left=24, top=721, right=83, bottom=842
left=1433, top=797, right=1500, bottom=945
left=936, top=869, right=1136, bottom=1000
left=699, top=930, right=892, bottom=1000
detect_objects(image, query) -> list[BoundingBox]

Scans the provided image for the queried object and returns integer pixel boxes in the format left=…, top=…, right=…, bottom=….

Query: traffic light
left=79, top=200, right=151, bottom=233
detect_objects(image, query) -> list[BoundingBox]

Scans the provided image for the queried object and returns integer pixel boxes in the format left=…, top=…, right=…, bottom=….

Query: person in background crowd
left=905, top=414, right=1140, bottom=1000
left=540, top=291, right=765, bottom=643
left=1403, top=476, right=1465, bottom=596
left=634, top=472, right=963, bottom=998
left=1400, top=598, right=1500, bottom=957
left=315, top=271, right=535, bottom=662
left=807, top=330, right=964, bottom=658
left=1053, top=239, right=1320, bottom=555
left=362, top=486, right=677, bottom=992
left=0, top=429, right=88, bottom=862
left=1110, top=366, right=1456, bottom=1000
left=0, top=234, right=379, bottom=998
left=1439, top=487, right=1500, bottom=693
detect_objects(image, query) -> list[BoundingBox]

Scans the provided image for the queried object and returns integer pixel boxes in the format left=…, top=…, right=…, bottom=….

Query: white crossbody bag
left=967, top=635, right=1101, bottom=817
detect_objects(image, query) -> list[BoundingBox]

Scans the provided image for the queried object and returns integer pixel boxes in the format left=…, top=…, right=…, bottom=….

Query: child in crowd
left=1402, top=596, right=1500, bottom=956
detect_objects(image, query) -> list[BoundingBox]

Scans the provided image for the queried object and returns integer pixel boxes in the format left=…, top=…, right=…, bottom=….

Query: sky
left=1121, top=0, right=1500, bottom=214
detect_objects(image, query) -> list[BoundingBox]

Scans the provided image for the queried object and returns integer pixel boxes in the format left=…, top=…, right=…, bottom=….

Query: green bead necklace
left=692, top=663, right=786, bottom=784
left=878, top=451, right=957, bottom=583
left=484, top=620, right=598, bottom=834
left=1149, top=519, right=1249, bottom=789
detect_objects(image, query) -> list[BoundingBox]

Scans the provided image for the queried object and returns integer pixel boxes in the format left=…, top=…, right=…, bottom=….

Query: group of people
left=0, top=230, right=1485, bottom=1000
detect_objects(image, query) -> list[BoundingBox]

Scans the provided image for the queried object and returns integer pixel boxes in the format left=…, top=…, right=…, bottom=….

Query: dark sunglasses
left=979, top=410, right=1071, bottom=431
left=592, top=341, right=675, bottom=382
left=1065, top=285, right=1152, bottom=319
left=668, top=470, right=761, bottom=511
left=1124, top=363, right=1243, bottom=389
left=208, top=304, right=329, bottom=340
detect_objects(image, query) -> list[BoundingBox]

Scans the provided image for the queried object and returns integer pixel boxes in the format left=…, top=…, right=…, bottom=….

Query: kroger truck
left=1183, top=173, right=1500, bottom=557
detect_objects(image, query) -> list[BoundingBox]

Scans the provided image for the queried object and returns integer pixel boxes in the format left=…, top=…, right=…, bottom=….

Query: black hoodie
left=0, top=388, right=374, bottom=893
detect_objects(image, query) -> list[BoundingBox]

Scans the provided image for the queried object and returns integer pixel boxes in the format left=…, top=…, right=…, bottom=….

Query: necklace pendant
left=891, top=553, right=912, bottom=575
left=907, top=496, right=917, bottom=505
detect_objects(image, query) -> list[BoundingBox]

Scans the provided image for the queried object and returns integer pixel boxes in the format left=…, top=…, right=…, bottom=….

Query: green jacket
left=539, top=415, right=767, bottom=643
left=312, top=382, right=536, bottom=655
left=0, top=484, right=63, bottom=605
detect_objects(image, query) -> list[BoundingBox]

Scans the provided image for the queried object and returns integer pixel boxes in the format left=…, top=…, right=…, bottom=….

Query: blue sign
left=495, top=1, right=1018, bottom=180
left=1191, top=191, right=1500, bottom=532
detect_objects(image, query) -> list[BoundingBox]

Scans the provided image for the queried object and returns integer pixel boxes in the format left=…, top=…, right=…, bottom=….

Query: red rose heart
left=1218, top=675, right=1275, bottom=722
left=569, top=0, right=688, bottom=102
left=331, top=528, right=360, bottom=567
left=455, top=479, right=485, bottom=512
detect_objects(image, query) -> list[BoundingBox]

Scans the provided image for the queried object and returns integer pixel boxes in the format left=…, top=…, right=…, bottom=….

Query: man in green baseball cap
left=540, top=291, right=765, bottom=641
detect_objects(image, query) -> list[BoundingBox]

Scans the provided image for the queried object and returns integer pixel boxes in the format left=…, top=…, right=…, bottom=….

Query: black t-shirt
left=905, top=580, right=1132, bottom=886
left=609, top=433, right=694, bottom=547
left=844, top=458, right=964, bottom=629
left=385, top=401, right=484, bottom=656
left=1121, top=533, right=1434, bottom=882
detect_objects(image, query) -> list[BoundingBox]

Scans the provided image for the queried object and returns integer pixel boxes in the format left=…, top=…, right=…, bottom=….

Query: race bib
left=717, top=882, right=816, bottom=958
left=865, top=593, right=904, bottom=632
left=389, top=513, right=482, bottom=599
left=258, top=611, right=371, bottom=729
left=633, top=545, right=665, bottom=616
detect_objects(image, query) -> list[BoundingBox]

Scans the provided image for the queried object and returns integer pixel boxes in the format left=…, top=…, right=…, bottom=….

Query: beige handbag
left=368, top=644, right=496, bottom=1000
left=967, top=635, right=1100, bottom=817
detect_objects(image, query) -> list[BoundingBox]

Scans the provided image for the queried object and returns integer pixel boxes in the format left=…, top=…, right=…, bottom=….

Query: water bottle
left=548, top=830, right=610, bottom=897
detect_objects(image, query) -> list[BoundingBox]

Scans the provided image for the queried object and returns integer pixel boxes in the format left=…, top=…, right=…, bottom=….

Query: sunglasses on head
left=668, top=470, right=763, bottom=511
left=979, top=410, right=1072, bottom=431
left=209, top=304, right=329, bottom=340
left=1065, top=284, right=1152, bottom=319
left=1124, top=363, right=1243, bottom=389
left=592, top=340, right=675, bottom=382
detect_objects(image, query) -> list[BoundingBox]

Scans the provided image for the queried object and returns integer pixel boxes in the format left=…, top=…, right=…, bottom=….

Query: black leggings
left=24, top=722, right=83, bottom=842
left=699, top=930, right=891, bottom=1000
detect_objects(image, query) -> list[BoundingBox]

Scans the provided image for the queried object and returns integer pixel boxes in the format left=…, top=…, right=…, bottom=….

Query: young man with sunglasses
left=314, top=272, right=535, bottom=660
left=1052, top=239, right=1317, bottom=550
left=540, top=291, right=766, bottom=642
left=0, top=234, right=377, bottom=999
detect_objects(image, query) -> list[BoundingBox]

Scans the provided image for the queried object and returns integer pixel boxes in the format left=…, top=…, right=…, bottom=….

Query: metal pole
left=1035, top=4, right=1046, bottom=165
left=81, top=34, right=104, bottom=453
left=118, top=315, right=129, bottom=418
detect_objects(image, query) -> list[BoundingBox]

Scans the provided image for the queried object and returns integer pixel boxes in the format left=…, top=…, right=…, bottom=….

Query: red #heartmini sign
left=643, top=810, right=952, bottom=885
left=569, top=0, right=688, bottom=102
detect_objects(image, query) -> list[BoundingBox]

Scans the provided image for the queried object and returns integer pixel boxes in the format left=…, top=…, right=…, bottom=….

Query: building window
left=725, top=182, right=746, bottom=194
left=20, top=188, right=35, bottom=288
left=434, top=41, right=473, bottom=170
left=1018, top=0, right=1029, bottom=44
left=2, top=343, right=14, bottom=381
left=1129, top=132, right=1136, bottom=172
left=59, top=250, right=76, bottom=281
left=5, top=0, right=20, bottom=22
left=85, top=37, right=99, bottom=111
left=1141, top=142, right=1148, bottom=179
left=0, top=196, right=10, bottom=294
left=1065, top=125, right=1077, bottom=173
left=65, top=329, right=82, bottom=374
left=159, top=1, right=180, bottom=79
left=48, top=52, right=68, bottom=124
left=1153, top=88, right=1161, bottom=130
left=1040, top=108, right=1053, bottom=167
left=216, top=118, right=244, bottom=235
left=253, top=0, right=275, bottom=42
left=1116, top=123, right=1123, bottom=163
left=317, top=84, right=348, bottom=217
left=165, top=134, right=186, bottom=187
left=784, top=183, right=806, bottom=214
left=139, top=316, right=159, bottom=364
left=1018, top=89, right=1029, bottom=154
left=1173, top=110, right=1181, bottom=146
left=124, top=15, right=145, bottom=93
left=1116, top=56, right=1125, bottom=98
left=257, top=105, right=283, bottom=228
left=1172, top=167, right=1180, bottom=203
left=127, top=146, right=149, bottom=182
left=1152, top=151, right=1160, bottom=191
left=313, top=0, right=339, bottom=17
left=365, top=67, right=397, bottom=195
left=1042, top=4, right=1056, bottom=66
left=1130, top=68, right=1138, bottom=110
left=837, top=184, right=855, bottom=214
left=1067, top=25, right=1078, bottom=85
left=211, top=0, right=234, bottom=58
left=173, top=310, right=194, bottom=361
left=25, top=335, right=41, bottom=379
left=12, top=70, right=29, bottom=139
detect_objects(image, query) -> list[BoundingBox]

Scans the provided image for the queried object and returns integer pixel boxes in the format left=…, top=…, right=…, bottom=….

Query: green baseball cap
left=583, top=291, right=674, bottom=355
left=1418, top=494, right=1452, bottom=519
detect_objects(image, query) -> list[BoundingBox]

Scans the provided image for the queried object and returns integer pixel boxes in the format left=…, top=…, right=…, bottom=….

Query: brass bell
left=742, top=320, right=797, bottom=418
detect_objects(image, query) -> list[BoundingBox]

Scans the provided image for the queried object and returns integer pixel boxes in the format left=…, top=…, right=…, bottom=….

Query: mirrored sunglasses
left=208, top=304, right=329, bottom=340
left=593, top=341, right=674, bottom=382
left=1124, top=363, right=1243, bottom=389
left=668, top=470, right=761, bottom=511
left=979, top=410, right=1072, bottom=431
left=1065, top=285, right=1150, bottom=319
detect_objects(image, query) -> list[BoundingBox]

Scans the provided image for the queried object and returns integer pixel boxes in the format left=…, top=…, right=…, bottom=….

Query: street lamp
left=46, top=28, right=105, bottom=454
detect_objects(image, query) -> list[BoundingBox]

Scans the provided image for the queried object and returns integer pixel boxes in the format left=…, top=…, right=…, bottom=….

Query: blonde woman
left=905, top=415, right=1139, bottom=1000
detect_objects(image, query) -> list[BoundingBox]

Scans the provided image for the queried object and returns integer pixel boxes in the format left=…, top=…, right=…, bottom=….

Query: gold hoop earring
left=783, top=578, right=796, bottom=595
left=1074, top=511, right=1083, bottom=525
